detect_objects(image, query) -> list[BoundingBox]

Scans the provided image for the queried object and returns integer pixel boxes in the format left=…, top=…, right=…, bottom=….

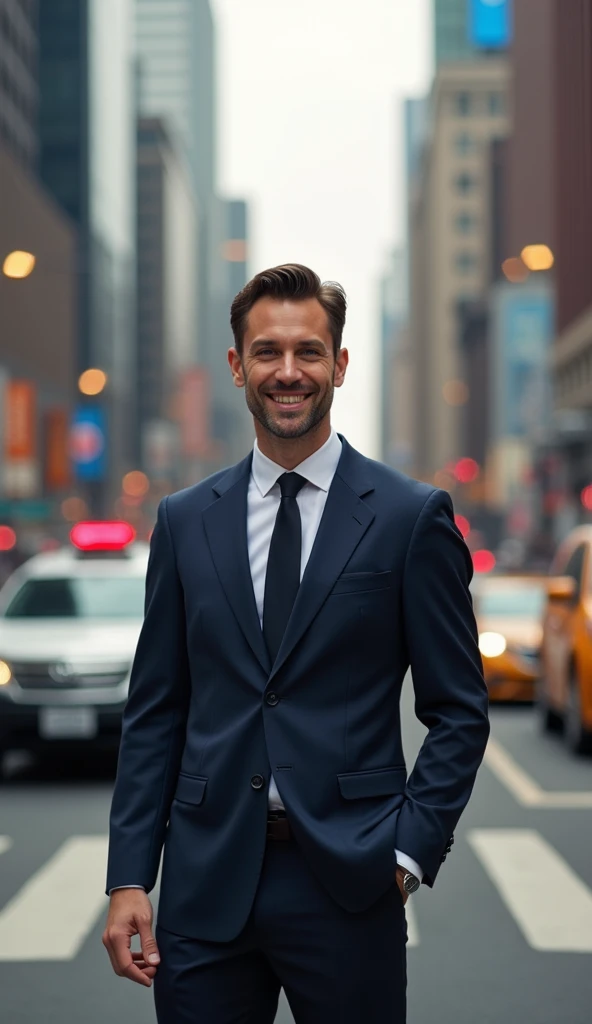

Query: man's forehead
left=246, top=297, right=331, bottom=338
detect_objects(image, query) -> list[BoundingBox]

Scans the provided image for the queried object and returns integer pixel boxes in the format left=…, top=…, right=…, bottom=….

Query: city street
left=1, top=679, right=591, bottom=1023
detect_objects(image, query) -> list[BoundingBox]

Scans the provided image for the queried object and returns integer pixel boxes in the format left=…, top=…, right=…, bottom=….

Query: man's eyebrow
left=250, top=338, right=328, bottom=348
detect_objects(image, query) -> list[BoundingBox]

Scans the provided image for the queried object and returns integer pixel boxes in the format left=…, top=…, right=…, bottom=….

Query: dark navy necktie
left=263, top=472, right=307, bottom=665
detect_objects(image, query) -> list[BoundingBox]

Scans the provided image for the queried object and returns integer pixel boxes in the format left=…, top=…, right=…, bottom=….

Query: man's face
left=228, top=297, right=348, bottom=440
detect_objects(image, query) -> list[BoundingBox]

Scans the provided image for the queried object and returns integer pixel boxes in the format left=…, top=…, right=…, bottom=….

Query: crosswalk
left=0, top=829, right=590, bottom=961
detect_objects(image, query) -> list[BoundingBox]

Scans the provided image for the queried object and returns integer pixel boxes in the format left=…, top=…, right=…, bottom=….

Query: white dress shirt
left=111, top=429, right=422, bottom=892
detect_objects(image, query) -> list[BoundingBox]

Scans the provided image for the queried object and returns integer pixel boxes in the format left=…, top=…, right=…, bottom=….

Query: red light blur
left=454, top=458, right=480, bottom=484
left=472, top=549, right=496, bottom=574
left=0, top=526, right=17, bottom=552
left=581, top=485, right=592, bottom=510
left=70, top=520, right=136, bottom=552
left=455, top=514, right=471, bottom=539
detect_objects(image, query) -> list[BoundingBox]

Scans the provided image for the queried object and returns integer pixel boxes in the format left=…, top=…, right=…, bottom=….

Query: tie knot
left=278, top=472, right=306, bottom=499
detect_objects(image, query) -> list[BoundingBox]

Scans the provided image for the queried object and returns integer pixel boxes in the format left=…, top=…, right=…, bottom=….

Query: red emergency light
left=70, top=520, right=136, bottom=552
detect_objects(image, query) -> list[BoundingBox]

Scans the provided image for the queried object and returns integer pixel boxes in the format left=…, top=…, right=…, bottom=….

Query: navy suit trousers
left=154, top=837, right=408, bottom=1024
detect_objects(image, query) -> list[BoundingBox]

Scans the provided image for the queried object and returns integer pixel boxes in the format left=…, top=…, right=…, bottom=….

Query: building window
left=489, top=92, right=505, bottom=116
left=455, top=133, right=475, bottom=156
left=455, top=172, right=477, bottom=194
left=456, top=251, right=478, bottom=275
left=456, top=211, right=477, bottom=234
left=455, top=92, right=472, bottom=117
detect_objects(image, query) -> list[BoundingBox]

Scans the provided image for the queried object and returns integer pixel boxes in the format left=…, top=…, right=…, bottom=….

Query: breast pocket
left=330, top=570, right=393, bottom=596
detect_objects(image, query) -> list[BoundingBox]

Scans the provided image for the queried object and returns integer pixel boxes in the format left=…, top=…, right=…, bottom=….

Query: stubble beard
left=244, top=375, right=334, bottom=440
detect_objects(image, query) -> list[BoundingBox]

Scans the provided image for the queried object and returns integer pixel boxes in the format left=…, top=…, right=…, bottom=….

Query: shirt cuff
left=109, top=885, right=146, bottom=895
left=395, top=850, right=424, bottom=883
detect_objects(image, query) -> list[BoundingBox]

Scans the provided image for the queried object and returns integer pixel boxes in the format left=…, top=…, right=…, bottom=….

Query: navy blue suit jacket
left=106, top=437, right=489, bottom=942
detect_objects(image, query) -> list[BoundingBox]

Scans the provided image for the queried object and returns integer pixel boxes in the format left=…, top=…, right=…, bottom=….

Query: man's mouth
left=266, top=393, right=313, bottom=408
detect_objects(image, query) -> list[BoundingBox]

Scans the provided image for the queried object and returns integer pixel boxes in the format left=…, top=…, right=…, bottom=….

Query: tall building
left=136, top=117, right=199, bottom=487
left=0, top=0, right=38, bottom=169
left=37, top=0, right=136, bottom=509
left=379, top=250, right=410, bottom=470
left=434, top=0, right=476, bottom=66
left=409, top=59, right=510, bottom=480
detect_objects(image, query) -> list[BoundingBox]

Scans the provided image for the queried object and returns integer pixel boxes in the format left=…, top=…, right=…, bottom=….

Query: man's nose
left=275, top=356, right=302, bottom=384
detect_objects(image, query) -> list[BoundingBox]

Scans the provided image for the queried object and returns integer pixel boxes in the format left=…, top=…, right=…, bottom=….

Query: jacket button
left=266, top=692, right=280, bottom=706
left=250, top=774, right=265, bottom=790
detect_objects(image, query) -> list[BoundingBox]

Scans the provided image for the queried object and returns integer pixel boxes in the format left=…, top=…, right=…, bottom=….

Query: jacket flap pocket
left=174, top=773, right=208, bottom=805
left=337, top=766, right=406, bottom=800
left=331, top=571, right=392, bottom=595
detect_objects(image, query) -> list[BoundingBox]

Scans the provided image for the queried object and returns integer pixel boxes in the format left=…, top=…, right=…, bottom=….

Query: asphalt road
left=1, top=678, right=591, bottom=1023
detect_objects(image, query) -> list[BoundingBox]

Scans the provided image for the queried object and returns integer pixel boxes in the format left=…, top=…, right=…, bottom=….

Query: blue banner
left=70, top=406, right=107, bottom=481
left=468, top=0, right=512, bottom=50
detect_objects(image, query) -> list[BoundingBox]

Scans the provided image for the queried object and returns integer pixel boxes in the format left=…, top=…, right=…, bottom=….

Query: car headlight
left=0, top=660, right=12, bottom=686
left=479, top=632, right=507, bottom=658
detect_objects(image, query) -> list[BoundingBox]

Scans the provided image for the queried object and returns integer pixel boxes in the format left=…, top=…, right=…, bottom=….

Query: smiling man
left=104, top=264, right=489, bottom=1023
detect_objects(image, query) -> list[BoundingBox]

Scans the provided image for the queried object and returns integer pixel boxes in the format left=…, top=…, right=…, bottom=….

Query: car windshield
left=477, top=586, right=546, bottom=619
left=3, top=576, right=145, bottom=619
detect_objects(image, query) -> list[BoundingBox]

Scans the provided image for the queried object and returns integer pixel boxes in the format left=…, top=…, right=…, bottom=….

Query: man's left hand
left=395, top=866, right=410, bottom=906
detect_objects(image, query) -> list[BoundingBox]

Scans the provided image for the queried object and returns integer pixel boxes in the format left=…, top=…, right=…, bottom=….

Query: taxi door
left=544, top=542, right=587, bottom=710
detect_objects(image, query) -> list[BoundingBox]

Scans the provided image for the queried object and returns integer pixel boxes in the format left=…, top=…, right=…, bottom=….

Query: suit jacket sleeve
left=395, top=488, right=489, bottom=886
left=106, top=496, right=191, bottom=894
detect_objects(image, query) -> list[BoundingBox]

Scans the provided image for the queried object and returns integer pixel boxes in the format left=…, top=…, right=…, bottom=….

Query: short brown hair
left=230, top=263, right=347, bottom=358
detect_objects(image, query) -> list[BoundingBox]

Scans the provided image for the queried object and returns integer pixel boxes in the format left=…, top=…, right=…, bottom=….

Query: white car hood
left=0, top=620, right=142, bottom=664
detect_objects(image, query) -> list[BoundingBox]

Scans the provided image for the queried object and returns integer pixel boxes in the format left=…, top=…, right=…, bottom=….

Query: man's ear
left=334, top=347, right=349, bottom=388
left=228, top=347, right=245, bottom=388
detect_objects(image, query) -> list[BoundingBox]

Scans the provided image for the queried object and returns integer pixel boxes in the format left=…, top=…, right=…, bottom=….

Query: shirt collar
left=251, top=430, right=342, bottom=498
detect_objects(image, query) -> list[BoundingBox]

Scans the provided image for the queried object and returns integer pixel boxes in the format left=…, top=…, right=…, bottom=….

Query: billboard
left=468, top=0, right=512, bottom=50
left=70, top=406, right=107, bottom=481
left=3, top=379, right=39, bottom=498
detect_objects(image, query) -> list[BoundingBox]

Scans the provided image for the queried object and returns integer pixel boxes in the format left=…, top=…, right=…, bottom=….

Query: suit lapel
left=202, top=454, right=271, bottom=675
left=268, top=440, right=375, bottom=681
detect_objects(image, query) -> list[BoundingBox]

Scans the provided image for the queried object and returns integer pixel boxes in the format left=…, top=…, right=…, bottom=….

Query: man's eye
left=301, top=349, right=320, bottom=357
left=257, top=349, right=276, bottom=357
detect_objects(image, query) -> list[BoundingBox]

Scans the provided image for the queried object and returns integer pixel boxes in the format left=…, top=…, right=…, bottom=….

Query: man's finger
left=137, top=916, right=160, bottom=967
left=105, top=927, right=151, bottom=985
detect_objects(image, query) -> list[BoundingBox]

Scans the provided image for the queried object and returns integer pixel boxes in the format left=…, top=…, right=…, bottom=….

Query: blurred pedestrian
left=103, top=264, right=489, bottom=1023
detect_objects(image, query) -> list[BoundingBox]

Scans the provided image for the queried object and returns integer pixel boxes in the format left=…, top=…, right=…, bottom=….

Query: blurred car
left=471, top=574, right=547, bottom=702
left=0, top=522, right=148, bottom=760
left=539, top=526, right=592, bottom=754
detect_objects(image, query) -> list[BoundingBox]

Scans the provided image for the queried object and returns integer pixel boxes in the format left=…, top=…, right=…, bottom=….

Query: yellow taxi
left=539, top=526, right=592, bottom=754
left=471, top=574, right=547, bottom=703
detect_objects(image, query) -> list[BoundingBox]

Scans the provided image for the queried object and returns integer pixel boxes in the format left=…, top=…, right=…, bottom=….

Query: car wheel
left=565, top=667, right=592, bottom=755
left=536, top=681, right=562, bottom=733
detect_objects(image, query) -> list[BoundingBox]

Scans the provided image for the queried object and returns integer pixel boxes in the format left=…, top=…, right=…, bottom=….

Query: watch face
left=403, top=873, right=420, bottom=894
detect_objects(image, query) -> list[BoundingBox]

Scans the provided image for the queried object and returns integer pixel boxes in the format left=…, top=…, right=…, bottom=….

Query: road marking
left=484, top=736, right=592, bottom=808
left=0, top=837, right=12, bottom=856
left=469, top=828, right=592, bottom=952
left=405, top=899, right=419, bottom=947
left=0, top=836, right=108, bottom=961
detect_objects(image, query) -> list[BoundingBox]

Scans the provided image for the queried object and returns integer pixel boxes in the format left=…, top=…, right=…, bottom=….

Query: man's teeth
left=272, top=395, right=308, bottom=404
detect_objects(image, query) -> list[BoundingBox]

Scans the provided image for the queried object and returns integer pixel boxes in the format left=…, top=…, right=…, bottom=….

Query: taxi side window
left=562, top=544, right=586, bottom=603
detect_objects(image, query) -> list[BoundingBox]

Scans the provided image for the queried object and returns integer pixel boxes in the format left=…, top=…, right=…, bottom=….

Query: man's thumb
left=137, top=920, right=160, bottom=965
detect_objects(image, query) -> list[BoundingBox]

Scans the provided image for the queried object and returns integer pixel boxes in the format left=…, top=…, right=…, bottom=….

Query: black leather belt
left=266, top=810, right=292, bottom=841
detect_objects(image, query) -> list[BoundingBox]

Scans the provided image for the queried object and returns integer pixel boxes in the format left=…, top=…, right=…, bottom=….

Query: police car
left=0, top=521, right=148, bottom=759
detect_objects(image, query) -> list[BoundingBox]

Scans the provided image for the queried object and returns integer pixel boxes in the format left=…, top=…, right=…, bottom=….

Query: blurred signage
left=70, top=406, right=107, bottom=481
left=142, top=419, right=178, bottom=479
left=45, top=408, right=71, bottom=491
left=491, top=282, right=553, bottom=442
left=179, top=368, right=210, bottom=458
left=468, top=0, right=512, bottom=50
left=0, top=499, right=53, bottom=520
left=3, top=379, right=39, bottom=498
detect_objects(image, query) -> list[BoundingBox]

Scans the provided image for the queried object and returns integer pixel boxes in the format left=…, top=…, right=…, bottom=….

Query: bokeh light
left=122, top=471, right=150, bottom=499
left=455, top=514, right=471, bottom=539
left=454, top=458, right=480, bottom=484
left=581, top=485, right=592, bottom=510
left=78, top=368, right=107, bottom=396
left=501, top=257, right=530, bottom=283
left=521, top=244, right=554, bottom=271
left=2, top=250, right=36, bottom=278
left=61, top=496, right=89, bottom=522
left=442, top=379, right=469, bottom=406
left=473, top=549, right=496, bottom=574
left=0, top=525, right=17, bottom=551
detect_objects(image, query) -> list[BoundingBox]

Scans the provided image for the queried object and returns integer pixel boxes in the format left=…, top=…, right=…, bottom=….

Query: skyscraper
left=434, top=0, right=475, bottom=66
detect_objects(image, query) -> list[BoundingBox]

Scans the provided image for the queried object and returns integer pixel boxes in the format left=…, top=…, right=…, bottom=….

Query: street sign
left=70, top=407, right=107, bottom=481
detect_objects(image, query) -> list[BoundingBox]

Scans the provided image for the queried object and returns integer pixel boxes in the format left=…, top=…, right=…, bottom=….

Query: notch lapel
left=268, top=444, right=375, bottom=681
left=202, top=455, right=270, bottom=675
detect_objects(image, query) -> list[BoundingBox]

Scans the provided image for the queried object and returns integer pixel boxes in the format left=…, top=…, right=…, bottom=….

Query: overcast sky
left=213, top=0, right=432, bottom=457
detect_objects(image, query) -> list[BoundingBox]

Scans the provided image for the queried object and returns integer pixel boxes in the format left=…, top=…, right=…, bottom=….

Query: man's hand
left=102, top=888, right=160, bottom=987
left=395, top=866, right=410, bottom=906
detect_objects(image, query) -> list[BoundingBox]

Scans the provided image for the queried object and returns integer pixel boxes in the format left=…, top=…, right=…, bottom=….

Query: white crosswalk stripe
left=0, top=836, right=109, bottom=961
left=0, top=837, right=13, bottom=856
left=468, top=828, right=592, bottom=953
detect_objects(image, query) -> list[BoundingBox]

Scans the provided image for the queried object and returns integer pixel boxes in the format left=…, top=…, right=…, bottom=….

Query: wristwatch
left=401, top=870, right=420, bottom=895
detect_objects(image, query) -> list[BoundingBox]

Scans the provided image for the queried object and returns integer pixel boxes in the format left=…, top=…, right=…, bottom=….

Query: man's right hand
left=102, top=888, right=160, bottom=987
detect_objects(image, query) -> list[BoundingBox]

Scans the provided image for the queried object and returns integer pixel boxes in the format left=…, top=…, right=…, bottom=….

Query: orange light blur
left=521, top=244, right=554, bottom=271
left=473, top=549, right=496, bottom=574
left=78, top=368, right=107, bottom=396
left=122, top=470, right=150, bottom=498
left=581, top=485, right=592, bottom=511
left=0, top=525, right=17, bottom=551
left=442, top=380, right=469, bottom=406
left=455, top=514, right=471, bottom=539
left=501, top=257, right=530, bottom=284
left=2, top=250, right=36, bottom=279
left=454, top=458, right=480, bottom=484
left=433, top=470, right=455, bottom=490
left=61, top=496, right=89, bottom=522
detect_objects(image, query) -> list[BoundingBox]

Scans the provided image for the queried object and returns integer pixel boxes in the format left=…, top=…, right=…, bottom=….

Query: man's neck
left=255, top=420, right=332, bottom=470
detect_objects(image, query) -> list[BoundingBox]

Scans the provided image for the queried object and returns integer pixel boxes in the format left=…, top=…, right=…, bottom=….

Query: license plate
left=38, top=707, right=98, bottom=739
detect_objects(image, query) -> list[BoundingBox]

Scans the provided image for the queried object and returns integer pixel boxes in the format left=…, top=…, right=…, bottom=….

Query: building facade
left=0, top=0, right=38, bottom=169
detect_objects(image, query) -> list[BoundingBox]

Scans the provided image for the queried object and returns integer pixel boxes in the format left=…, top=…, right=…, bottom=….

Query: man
left=103, top=264, right=489, bottom=1022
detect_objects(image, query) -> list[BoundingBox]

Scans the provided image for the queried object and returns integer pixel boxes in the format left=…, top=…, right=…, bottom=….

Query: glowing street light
left=78, top=368, right=107, bottom=396
left=521, top=244, right=554, bottom=272
left=2, top=250, right=36, bottom=279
